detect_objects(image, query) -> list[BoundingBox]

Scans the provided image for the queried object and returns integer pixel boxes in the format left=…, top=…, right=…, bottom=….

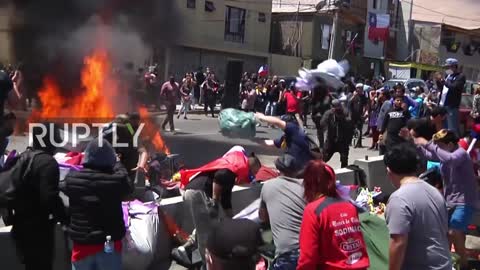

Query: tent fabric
left=359, top=212, right=389, bottom=270
left=179, top=146, right=250, bottom=189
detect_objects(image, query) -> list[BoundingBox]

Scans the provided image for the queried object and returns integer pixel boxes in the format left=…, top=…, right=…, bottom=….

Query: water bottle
left=104, top=235, right=113, bottom=254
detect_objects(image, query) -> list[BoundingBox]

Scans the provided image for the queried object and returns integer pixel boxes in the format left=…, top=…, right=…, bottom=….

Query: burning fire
left=31, top=49, right=170, bottom=154
left=32, top=49, right=115, bottom=120
left=139, top=107, right=171, bottom=154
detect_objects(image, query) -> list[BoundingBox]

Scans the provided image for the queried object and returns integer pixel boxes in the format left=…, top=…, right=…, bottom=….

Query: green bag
left=359, top=212, right=389, bottom=270
left=218, top=108, right=256, bottom=138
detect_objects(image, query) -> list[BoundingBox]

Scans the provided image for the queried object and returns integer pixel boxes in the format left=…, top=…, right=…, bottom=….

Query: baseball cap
left=275, top=154, right=300, bottom=174
left=355, top=83, right=364, bottom=88
left=443, top=58, right=459, bottom=67
left=206, top=219, right=263, bottom=260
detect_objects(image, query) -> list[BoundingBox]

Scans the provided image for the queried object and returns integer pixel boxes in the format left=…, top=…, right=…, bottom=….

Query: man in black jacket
left=438, top=58, right=466, bottom=136
left=11, top=124, right=67, bottom=270
left=63, top=139, right=131, bottom=269
left=320, top=99, right=353, bottom=168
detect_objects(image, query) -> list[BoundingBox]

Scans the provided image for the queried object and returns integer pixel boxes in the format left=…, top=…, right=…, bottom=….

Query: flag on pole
left=368, top=13, right=390, bottom=41
left=258, top=65, right=269, bottom=77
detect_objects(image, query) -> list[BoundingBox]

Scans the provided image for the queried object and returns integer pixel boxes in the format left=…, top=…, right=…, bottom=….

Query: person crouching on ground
left=414, top=129, right=479, bottom=269
left=297, top=160, right=370, bottom=270
left=63, top=139, right=131, bottom=270
left=173, top=151, right=262, bottom=267
left=205, top=218, right=263, bottom=270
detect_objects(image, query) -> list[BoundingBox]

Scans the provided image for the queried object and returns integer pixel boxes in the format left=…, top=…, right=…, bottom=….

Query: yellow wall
left=173, top=0, right=271, bottom=56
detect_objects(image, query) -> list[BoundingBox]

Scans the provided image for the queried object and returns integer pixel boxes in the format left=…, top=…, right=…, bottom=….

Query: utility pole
left=328, top=0, right=340, bottom=59
left=328, top=7, right=339, bottom=59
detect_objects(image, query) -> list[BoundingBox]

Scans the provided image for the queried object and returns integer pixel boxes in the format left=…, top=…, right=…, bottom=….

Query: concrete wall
left=269, top=54, right=302, bottom=76
left=0, top=4, right=15, bottom=64
left=173, top=0, right=271, bottom=56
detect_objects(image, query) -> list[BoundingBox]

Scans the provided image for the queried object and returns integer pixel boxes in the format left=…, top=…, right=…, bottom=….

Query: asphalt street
left=7, top=113, right=379, bottom=170
left=5, top=112, right=379, bottom=270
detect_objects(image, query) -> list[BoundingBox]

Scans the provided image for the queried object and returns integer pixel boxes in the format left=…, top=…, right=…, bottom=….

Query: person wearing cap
left=408, top=86, right=425, bottom=119
left=348, top=83, right=368, bottom=148
left=414, top=130, right=477, bottom=269
left=63, top=139, right=131, bottom=270
left=255, top=112, right=315, bottom=171
left=320, top=99, right=353, bottom=168
left=205, top=218, right=263, bottom=270
left=439, top=58, right=466, bottom=136
left=297, top=160, right=370, bottom=270
left=259, top=154, right=306, bottom=269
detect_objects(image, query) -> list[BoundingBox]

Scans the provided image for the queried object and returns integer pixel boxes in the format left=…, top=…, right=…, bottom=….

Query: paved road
left=6, top=113, right=379, bottom=270
left=8, top=113, right=379, bottom=170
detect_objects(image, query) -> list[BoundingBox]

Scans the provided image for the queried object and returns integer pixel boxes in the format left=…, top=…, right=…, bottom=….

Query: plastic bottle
left=104, top=235, right=113, bottom=254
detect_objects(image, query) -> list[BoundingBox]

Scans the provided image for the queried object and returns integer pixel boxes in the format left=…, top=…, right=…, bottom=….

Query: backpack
left=0, top=149, right=42, bottom=207
left=346, top=164, right=367, bottom=188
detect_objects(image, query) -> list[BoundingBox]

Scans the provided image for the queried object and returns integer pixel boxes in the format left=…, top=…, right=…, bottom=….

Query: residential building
left=271, top=0, right=372, bottom=78
left=165, top=0, right=272, bottom=82
left=363, top=0, right=390, bottom=76
left=393, top=0, right=480, bottom=81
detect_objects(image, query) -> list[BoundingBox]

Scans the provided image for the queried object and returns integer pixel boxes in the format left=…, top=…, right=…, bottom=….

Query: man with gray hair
left=439, top=58, right=466, bottom=136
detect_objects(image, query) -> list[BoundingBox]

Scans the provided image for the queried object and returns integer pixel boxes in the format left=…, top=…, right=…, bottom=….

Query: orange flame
left=30, top=49, right=170, bottom=155
left=139, top=107, right=170, bottom=154
left=31, top=49, right=116, bottom=121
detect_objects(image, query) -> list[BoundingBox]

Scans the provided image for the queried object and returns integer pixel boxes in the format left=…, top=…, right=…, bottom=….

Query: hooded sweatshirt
left=63, top=139, right=131, bottom=261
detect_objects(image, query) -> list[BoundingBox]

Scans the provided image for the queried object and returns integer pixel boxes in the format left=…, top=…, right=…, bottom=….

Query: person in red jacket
left=297, top=160, right=369, bottom=270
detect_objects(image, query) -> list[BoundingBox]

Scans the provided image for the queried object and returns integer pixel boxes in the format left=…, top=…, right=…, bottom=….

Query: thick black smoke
left=8, top=0, right=179, bottom=94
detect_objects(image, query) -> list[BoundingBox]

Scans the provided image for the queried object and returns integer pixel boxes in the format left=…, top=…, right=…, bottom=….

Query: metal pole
left=328, top=8, right=339, bottom=59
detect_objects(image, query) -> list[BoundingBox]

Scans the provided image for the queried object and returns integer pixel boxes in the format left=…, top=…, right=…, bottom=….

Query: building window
left=373, top=0, right=377, bottom=9
left=258, top=12, right=266, bottom=23
left=225, top=6, right=246, bottom=43
left=187, top=0, right=196, bottom=9
left=205, top=1, right=216, bottom=12
left=321, top=24, right=331, bottom=50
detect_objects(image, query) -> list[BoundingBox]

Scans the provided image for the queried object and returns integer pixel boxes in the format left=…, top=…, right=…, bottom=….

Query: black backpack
left=0, top=149, right=42, bottom=207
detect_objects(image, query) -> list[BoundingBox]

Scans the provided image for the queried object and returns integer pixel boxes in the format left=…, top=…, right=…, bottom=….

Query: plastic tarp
left=218, top=108, right=256, bottom=138
left=122, top=200, right=171, bottom=270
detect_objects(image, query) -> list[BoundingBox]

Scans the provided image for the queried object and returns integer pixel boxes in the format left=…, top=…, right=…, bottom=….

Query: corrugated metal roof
left=272, top=0, right=336, bottom=13
left=411, top=0, right=480, bottom=30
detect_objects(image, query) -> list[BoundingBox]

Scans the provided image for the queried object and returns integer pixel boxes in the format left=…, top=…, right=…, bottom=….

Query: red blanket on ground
left=180, top=147, right=250, bottom=189
left=65, top=152, right=84, bottom=165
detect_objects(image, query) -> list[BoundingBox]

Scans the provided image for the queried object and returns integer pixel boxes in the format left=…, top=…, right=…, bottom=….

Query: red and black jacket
left=298, top=196, right=370, bottom=270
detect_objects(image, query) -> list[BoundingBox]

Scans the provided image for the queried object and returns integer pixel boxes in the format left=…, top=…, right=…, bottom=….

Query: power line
left=399, top=0, right=480, bottom=23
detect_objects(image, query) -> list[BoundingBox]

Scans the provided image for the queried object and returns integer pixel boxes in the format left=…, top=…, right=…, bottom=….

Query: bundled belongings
left=218, top=108, right=256, bottom=138
left=122, top=200, right=173, bottom=270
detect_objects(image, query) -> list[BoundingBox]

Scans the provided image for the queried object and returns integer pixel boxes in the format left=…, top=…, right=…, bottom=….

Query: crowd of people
left=0, top=56, right=478, bottom=270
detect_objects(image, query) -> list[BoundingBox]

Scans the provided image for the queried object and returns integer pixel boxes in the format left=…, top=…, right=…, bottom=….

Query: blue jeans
left=72, top=251, right=122, bottom=270
left=445, top=106, right=460, bottom=136
left=265, top=101, right=278, bottom=116
left=271, top=250, right=299, bottom=270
